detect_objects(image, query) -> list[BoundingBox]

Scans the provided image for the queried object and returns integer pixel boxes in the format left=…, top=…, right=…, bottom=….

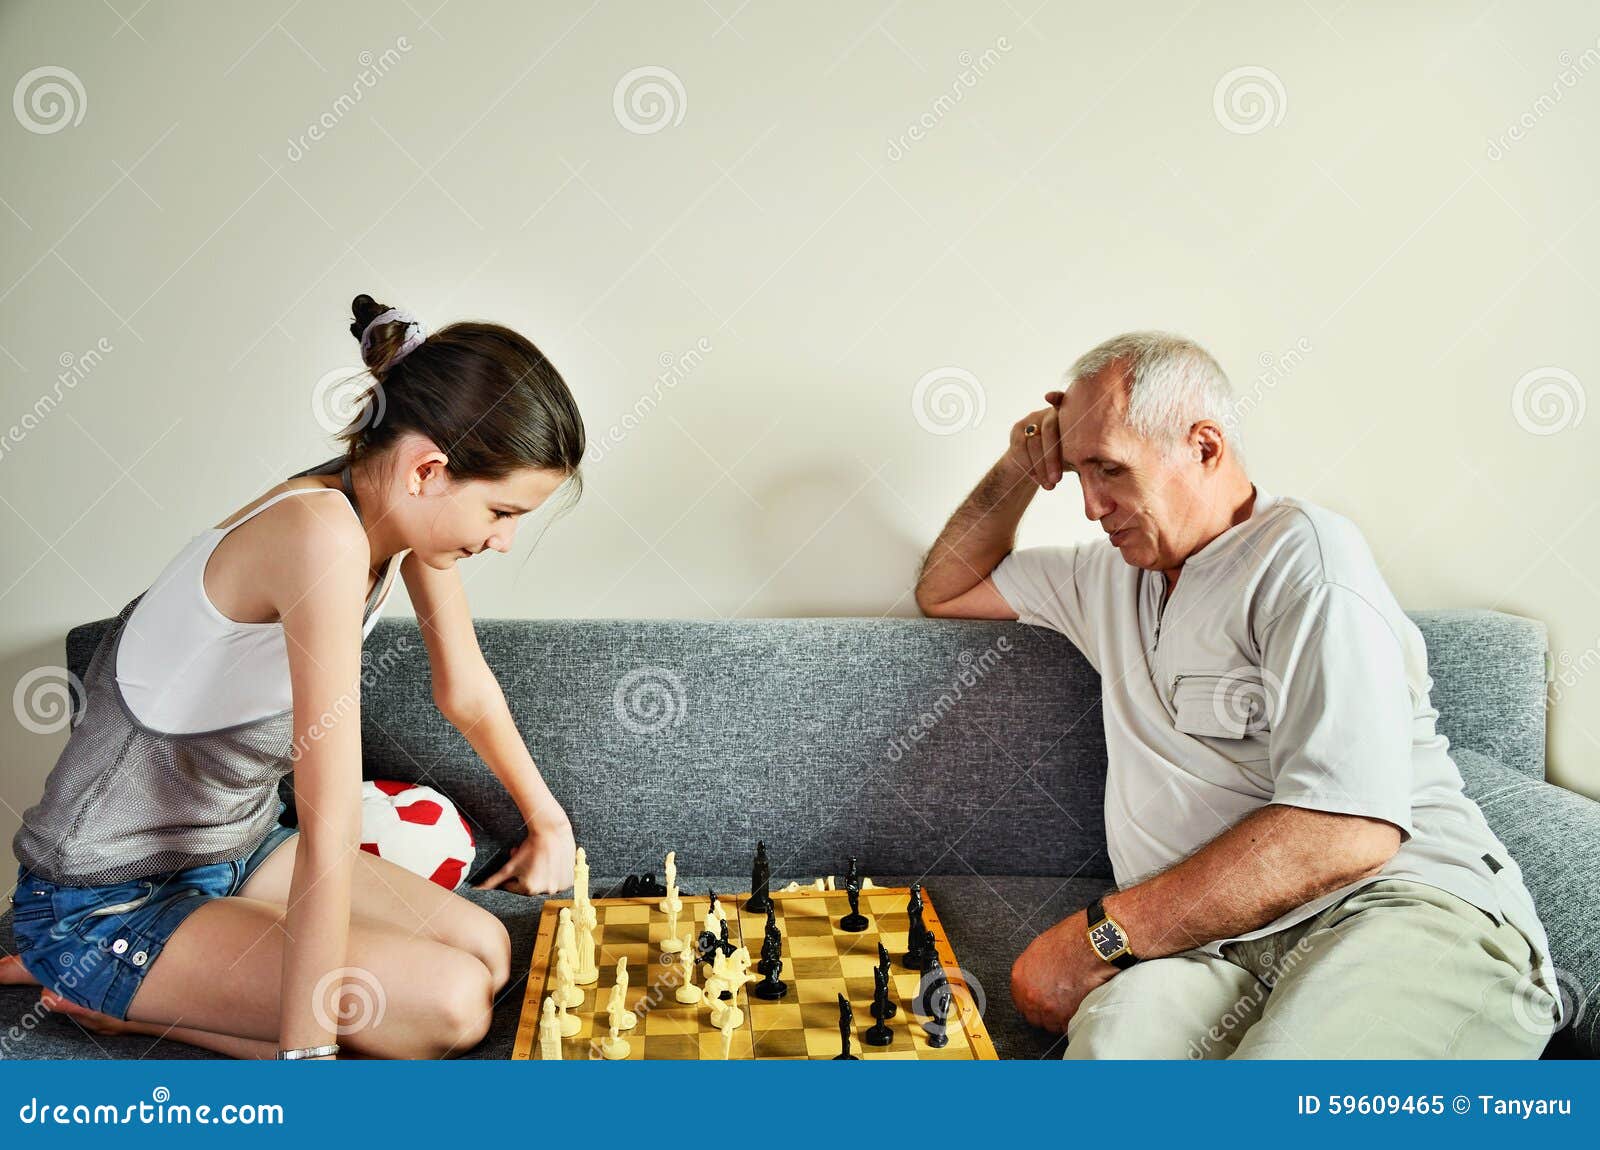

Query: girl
left=3, top=295, right=586, bottom=1059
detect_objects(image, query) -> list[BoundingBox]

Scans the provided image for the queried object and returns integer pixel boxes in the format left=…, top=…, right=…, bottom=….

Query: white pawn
left=538, top=996, right=563, bottom=1060
left=674, top=933, right=702, bottom=1004
left=553, top=978, right=581, bottom=1038
left=607, top=957, right=638, bottom=1030
left=600, top=1022, right=630, bottom=1060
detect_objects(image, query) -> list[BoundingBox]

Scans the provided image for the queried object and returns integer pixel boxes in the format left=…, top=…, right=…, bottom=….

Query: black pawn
left=875, top=943, right=898, bottom=1019
left=864, top=965, right=894, bottom=1046
left=753, top=952, right=787, bottom=1000
left=745, top=840, right=772, bottom=913
left=902, top=882, right=928, bottom=969
left=833, top=993, right=859, bottom=1060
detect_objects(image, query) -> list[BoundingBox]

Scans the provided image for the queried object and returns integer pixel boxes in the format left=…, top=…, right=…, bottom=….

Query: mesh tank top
left=12, top=456, right=401, bottom=886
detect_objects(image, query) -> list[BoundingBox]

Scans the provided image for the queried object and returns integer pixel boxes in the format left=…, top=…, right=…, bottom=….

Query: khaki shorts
left=1063, top=878, right=1561, bottom=1059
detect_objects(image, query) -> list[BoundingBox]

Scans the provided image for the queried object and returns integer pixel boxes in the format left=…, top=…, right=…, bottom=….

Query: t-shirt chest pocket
left=1170, top=668, right=1275, bottom=747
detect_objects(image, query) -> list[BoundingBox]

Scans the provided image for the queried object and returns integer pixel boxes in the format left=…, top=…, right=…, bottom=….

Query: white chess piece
left=600, top=1022, right=630, bottom=1060
left=573, top=846, right=591, bottom=905
left=576, top=914, right=601, bottom=991
left=659, top=850, right=682, bottom=913
left=674, top=933, right=702, bottom=1004
left=538, top=996, right=563, bottom=1060
left=718, top=1013, right=736, bottom=1059
left=661, top=897, right=683, bottom=953
left=553, top=946, right=583, bottom=1011
left=607, top=957, right=638, bottom=1030
left=711, top=945, right=751, bottom=1030
left=553, top=973, right=581, bottom=1037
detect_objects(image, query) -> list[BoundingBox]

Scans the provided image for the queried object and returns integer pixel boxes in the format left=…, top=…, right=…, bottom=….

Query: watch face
left=1090, top=921, right=1126, bottom=958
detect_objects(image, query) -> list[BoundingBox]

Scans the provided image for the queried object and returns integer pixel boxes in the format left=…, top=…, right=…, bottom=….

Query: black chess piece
left=922, top=953, right=952, bottom=1049
left=915, top=928, right=939, bottom=973
left=864, top=965, right=895, bottom=1046
left=875, top=943, right=898, bottom=1019
left=902, top=882, right=929, bottom=969
left=695, top=927, right=718, bottom=967
left=753, top=949, right=787, bottom=1000
left=637, top=872, right=667, bottom=897
left=840, top=856, right=868, bottom=932
left=757, top=903, right=781, bottom=976
left=832, top=993, right=859, bottom=1060
left=745, top=840, right=772, bottom=913
left=716, top=917, right=735, bottom=959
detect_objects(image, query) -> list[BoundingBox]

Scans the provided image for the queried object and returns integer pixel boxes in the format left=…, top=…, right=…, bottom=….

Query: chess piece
left=553, top=971, right=581, bottom=1038
left=607, top=957, right=639, bottom=1030
left=573, top=846, right=591, bottom=906
left=753, top=943, right=787, bottom=1000
left=600, top=1022, right=630, bottom=1060
left=756, top=903, right=781, bottom=976
left=674, top=933, right=702, bottom=1004
left=718, top=1013, right=736, bottom=1060
left=875, top=943, right=898, bottom=1019
left=661, top=896, right=684, bottom=953
left=538, top=996, right=563, bottom=1060
left=659, top=850, right=682, bottom=913
left=833, top=993, right=859, bottom=1060
left=903, top=882, right=929, bottom=969
left=574, top=916, right=599, bottom=985
left=840, top=856, right=868, bottom=932
left=552, top=943, right=583, bottom=1010
left=745, top=840, right=772, bottom=912
left=716, top=917, right=735, bottom=959
left=922, top=956, right=952, bottom=1049
left=864, top=964, right=894, bottom=1046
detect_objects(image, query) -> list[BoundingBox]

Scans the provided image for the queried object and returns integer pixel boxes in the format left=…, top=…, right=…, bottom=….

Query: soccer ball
left=359, top=779, right=476, bottom=890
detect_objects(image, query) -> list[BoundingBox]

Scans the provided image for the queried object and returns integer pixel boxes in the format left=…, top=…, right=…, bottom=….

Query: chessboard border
left=511, top=886, right=999, bottom=1061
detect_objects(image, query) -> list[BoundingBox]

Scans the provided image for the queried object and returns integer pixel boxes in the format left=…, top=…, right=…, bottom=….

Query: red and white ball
left=359, top=779, right=475, bottom=890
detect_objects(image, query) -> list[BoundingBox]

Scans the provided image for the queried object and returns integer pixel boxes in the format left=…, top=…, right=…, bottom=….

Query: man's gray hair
left=1066, top=331, right=1241, bottom=455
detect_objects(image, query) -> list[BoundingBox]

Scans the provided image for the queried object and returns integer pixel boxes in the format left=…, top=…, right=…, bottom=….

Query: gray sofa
left=4, top=609, right=1596, bottom=1059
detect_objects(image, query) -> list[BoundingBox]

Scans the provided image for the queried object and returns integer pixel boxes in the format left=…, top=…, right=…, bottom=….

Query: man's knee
left=1062, top=952, right=1264, bottom=1060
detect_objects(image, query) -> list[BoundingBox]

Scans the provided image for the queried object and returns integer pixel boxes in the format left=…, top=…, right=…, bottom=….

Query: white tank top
left=116, top=476, right=402, bottom=734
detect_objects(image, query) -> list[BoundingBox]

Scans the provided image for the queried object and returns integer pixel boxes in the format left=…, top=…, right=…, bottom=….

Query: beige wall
left=3, top=1, right=1597, bottom=875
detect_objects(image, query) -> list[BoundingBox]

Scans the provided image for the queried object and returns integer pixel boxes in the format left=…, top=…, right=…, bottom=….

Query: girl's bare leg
left=40, top=989, right=277, bottom=1059
left=115, top=895, right=497, bottom=1059
left=1, top=955, right=40, bottom=986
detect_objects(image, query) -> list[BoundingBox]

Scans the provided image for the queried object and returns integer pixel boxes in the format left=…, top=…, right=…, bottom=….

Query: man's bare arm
left=915, top=400, right=1063, bottom=618
left=1103, top=803, right=1403, bottom=958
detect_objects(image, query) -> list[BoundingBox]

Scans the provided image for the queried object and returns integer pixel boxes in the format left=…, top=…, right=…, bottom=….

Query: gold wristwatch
left=1085, top=895, right=1139, bottom=969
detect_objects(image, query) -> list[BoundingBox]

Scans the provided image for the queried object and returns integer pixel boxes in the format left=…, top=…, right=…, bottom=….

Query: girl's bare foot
left=39, top=988, right=131, bottom=1036
left=0, top=955, right=40, bottom=986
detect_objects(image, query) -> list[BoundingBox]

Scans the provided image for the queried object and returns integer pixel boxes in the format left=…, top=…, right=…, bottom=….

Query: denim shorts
left=8, top=805, right=299, bottom=1021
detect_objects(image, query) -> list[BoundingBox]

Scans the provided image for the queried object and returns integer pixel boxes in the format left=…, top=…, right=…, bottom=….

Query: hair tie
left=360, top=307, right=428, bottom=365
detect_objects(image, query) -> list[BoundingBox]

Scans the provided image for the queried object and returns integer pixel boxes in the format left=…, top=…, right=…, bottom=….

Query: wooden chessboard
left=511, top=886, right=997, bottom=1060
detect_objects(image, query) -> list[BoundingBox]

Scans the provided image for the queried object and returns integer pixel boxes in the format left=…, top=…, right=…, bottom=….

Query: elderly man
left=915, top=331, right=1564, bottom=1058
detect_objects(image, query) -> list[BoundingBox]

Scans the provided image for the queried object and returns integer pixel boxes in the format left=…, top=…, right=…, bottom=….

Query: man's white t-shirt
left=990, top=483, right=1565, bottom=1025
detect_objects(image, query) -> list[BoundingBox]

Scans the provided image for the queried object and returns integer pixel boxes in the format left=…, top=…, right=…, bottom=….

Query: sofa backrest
left=64, top=608, right=1549, bottom=879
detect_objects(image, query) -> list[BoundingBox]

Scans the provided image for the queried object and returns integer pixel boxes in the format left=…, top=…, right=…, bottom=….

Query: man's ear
left=1191, top=420, right=1226, bottom=468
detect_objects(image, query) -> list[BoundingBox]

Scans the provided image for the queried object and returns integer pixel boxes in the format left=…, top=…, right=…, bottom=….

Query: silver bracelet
left=277, top=1043, right=340, bottom=1060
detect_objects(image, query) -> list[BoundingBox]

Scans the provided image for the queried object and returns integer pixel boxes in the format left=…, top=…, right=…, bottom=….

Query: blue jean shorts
left=9, top=805, right=298, bottom=1021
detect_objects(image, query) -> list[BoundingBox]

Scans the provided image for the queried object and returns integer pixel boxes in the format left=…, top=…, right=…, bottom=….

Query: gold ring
left=1024, top=423, right=1038, bottom=437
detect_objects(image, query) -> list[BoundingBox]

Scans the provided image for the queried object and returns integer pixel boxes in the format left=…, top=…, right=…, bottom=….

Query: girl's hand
left=473, top=815, right=576, bottom=896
